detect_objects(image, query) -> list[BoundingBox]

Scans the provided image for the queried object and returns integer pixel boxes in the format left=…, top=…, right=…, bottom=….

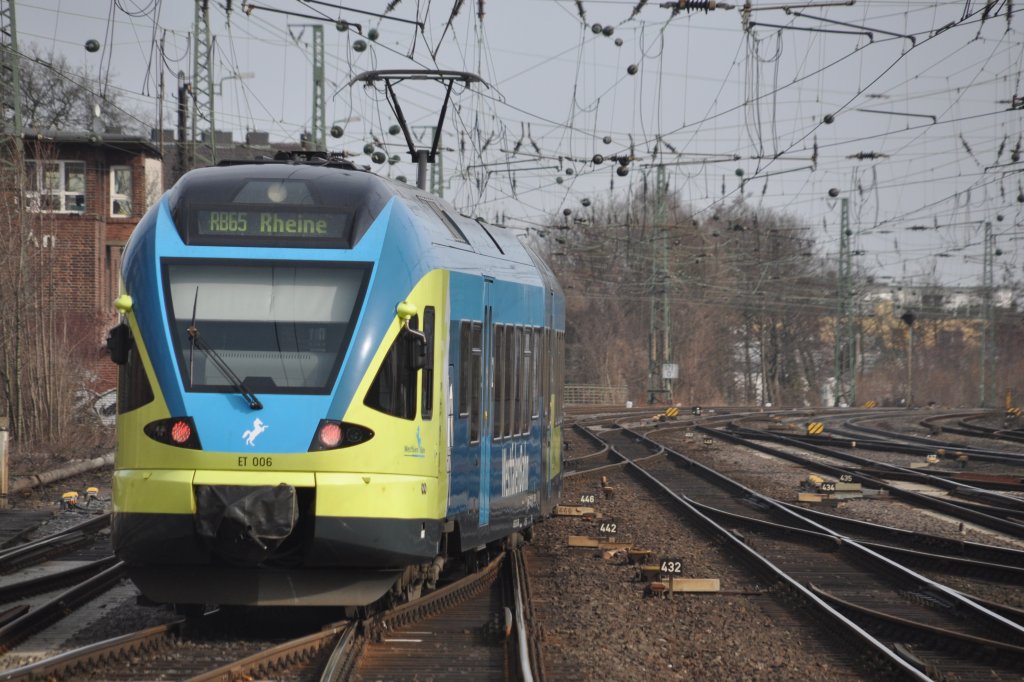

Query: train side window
left=530, top=328, right=540, bottom=420
left=514, top=326, right=525, bottom=435
left=421, top=307, right=435, bottom=420
left=506, top=326, right=517, bottom=438
left=542, top=328, right=551, bottom=418
left=364, top=316, right=419, bottom=420
left=116, top=328, right=155, bottom=414
left=458, top=321, right=471, bottom=417
left=522, top=328, right=533, bottom=429
left=469, top=322, right=482, bottom=443
left=494, top=324, right=506, bottom=440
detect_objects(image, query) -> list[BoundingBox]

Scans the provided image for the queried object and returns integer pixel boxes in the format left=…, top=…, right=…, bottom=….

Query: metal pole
left=980, top=221, right=995, bottom=407
left=834, top=197, right=855, bottom=406
left=647, top=166, right=670, bottom=402
left=191, top=0, right=215, bottom=167
left=0, top=424, right=8, bottom=509
left=415, top=149, right=429, bottom=190
left=907, top=324, right=913, bottom=408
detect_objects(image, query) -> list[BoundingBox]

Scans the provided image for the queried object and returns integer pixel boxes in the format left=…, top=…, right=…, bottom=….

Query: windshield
left=164, top=260, right=370, bottom=394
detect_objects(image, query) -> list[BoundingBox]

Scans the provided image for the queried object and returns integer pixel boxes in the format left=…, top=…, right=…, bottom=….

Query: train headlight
left=144, top=417, right=202, bottom=449
left=309, top=420, right=374, bottom=451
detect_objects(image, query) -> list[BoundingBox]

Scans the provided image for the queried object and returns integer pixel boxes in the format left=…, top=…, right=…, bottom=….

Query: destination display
left=193, top=208, right=351, bottom=244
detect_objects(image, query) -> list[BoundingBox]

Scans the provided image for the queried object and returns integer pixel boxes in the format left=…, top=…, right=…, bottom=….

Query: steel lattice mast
left=833, top=197, right=856, bottom=406
left=191, top=0, right=215, bottom=167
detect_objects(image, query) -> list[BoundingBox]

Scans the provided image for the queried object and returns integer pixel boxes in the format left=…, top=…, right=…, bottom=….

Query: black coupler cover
left=195, top=484, right=298, bottom=566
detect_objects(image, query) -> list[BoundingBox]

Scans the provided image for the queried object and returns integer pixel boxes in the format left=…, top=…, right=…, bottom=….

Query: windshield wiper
left=187, top=288, right=263, bottom=410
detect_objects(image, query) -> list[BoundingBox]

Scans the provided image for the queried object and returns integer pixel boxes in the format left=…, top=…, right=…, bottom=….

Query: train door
left=478, top=278, right=494, bottom=526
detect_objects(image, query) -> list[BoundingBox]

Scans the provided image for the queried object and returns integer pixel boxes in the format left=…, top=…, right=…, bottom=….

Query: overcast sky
left=14, top=0, right=1024, bottom=289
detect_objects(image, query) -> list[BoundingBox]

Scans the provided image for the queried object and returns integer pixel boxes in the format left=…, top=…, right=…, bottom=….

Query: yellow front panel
left=113, top=470, right=197, bottom=514
left=192, top=470, right=316, bottom=487
left=316, top=472, right=439, bottom=519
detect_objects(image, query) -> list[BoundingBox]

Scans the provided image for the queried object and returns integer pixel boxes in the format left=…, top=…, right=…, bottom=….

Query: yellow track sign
left=807, top=422, right=824, bottom=435
left=863, top=400, right=877, bottom=408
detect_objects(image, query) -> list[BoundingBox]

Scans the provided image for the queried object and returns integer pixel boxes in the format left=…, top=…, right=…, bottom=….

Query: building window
left=25, top=160, right=86, bottom=213
left=110, top=166, right=132, bottom=217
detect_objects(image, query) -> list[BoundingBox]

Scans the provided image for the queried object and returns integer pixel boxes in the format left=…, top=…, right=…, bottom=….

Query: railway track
left=0, top=549, right=539, bottom=681
left=569, top=419, right=1024, bottom=679
left=706, top=426, right=1024, bottom=536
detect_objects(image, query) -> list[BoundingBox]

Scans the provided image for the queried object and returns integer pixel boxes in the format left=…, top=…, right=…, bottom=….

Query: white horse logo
left=242, top=418, right=268, bottom=446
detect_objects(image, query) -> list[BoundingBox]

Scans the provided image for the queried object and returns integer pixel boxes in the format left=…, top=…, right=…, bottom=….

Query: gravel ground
left=529, top=428, right=878, bottom=681
left=3, top=417, right=1020, bottom=679
left=651, top=426, right=1024, bottom=552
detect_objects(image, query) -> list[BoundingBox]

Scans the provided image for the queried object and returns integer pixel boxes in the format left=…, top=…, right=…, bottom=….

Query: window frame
left=161, top=257, right=371, bottom=396
left=110, top=165, right=133, bottom=217
left=25, top=159, right=86, bottom=214
left=469, top=322, right=482, bottom=444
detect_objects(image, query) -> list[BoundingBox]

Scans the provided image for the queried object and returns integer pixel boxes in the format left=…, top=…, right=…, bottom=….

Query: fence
left=564, top=385, right=629, bottom=406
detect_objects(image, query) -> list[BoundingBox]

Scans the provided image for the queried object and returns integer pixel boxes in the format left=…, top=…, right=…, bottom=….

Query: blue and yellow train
left=107, top=154, right=564, bottom=607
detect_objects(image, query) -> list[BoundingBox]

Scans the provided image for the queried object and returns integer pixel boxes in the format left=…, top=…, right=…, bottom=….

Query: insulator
left=627, top=64, right=638, bottom=75
left=396, top=175, right=407, bottom=183
left=389, top=155, right=400, bottom=165
left=330, top=126, right=344, bottom=138
left=389, top=124, right=401, bottom=135
left=592, top=154, right=604, bottom=165
left=591, top=23, right=603, bottom=34
left=603, top=25, right=614, bottom=36
left=563, top=208, right=572, bottom=216
left=581, top=198, right=591, bottom=207
left=828, top=188, right=839, bottom=198
left=616, top=166, right=629, bottom=177
left=353, top=39, right=368, bottom=52
left=614, top=37, right=623, bottom=46
left=566, top=168, right=574, bottom=175
left=617, top=156, right=630, bottom=166
left=823, top=114, right=835, bottom=124
left=368, top=28, right=380, bottom=41
left=555, top=176, right=564, bottom=185
left=997, top=214, right=1004, bottom=221
left=363, top=143, right=375, bottom=155
left=85, top=39, right=101, bottom=53
left=371, top=151, right=386, bottom=164
left=679, top=0, right=717, bottom=11
left=735, top=168, right=744, bottom=177
left=336, top=20, right=349, bottom=31
left=995, top=248, right=1003, bottom=256
left=603, top=135, right=613, bottom=144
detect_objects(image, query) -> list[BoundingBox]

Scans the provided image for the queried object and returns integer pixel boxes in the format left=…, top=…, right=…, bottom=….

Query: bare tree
left=18, top=44, right=144, bottom=134
left=0, top=141, right=108, bottom=449
left=543, top=191, right=834, bottom=407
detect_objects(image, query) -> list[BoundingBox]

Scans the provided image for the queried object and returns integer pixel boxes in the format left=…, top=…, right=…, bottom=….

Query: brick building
left=22, top=131, right=163, bottom=388
left=19, top=128, right=308, bottom=390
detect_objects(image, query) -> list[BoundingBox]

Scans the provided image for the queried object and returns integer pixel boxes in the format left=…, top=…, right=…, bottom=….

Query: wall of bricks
left=24, top=138, right=160, bottom=390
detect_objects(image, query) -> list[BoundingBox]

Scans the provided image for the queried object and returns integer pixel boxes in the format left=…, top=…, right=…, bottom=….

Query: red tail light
left=318, top=422, right=342, bottom=448
left=145, top=417, right=202, bottom=449
left=309, top=420, right=374, bottom=451
left=170, top=419, right=192, bottom=444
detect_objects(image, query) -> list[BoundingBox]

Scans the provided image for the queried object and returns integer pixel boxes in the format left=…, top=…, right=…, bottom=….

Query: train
left=106, top=153, right=565, bottom=608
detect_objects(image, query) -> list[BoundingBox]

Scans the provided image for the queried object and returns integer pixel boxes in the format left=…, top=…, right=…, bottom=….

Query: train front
left=108, top=162, right=445, bottom=607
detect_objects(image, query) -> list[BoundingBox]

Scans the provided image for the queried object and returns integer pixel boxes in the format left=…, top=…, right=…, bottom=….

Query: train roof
left=167, top=157, right=552, bottom=281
